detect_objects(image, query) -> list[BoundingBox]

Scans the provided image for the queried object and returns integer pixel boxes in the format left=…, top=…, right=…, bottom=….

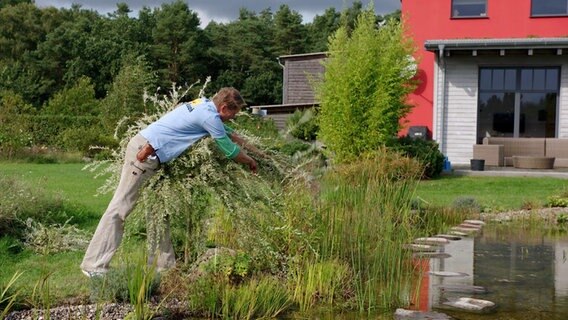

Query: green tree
left=316, top=6, right=417, bottom=162
left=0, top=90, right=35, bottom=157
left=100, top=56, right=157, bottom=133
left=151, top=0, right=207, bottom=86
left=42, top=76, right=99, bottom=116
left=273, top=4, right=306, bottom=55
left=306, top=8, right=341, bottom=52
left=0, top=2, right=45, bottom=59
left=205, top=8, right=281, bottom=105
left=0, top=0, right=31, bottom=9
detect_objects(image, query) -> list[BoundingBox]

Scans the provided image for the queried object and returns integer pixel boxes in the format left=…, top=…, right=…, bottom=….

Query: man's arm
left=214, top=135, right=257, bottom=173
left=228, top=132, right=267, bottom=158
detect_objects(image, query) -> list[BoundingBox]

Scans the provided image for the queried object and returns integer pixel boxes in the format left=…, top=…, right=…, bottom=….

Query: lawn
left=415, top=174, right=567, bottom=211
left=1, top=162, right=566, bottom=305
left=0, top=162, right=136, bottom=301
left=0, top=162, right=111, bottom=217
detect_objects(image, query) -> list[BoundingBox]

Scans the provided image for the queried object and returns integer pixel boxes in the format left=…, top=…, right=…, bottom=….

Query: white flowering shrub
left=86, top=80, right=318, bottom=271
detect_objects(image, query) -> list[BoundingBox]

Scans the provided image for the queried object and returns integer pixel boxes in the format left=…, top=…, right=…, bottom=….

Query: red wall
left=402, top=0, right=568, bottom=134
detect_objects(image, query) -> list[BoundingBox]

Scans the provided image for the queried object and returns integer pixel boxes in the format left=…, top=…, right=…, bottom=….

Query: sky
left=34, top=0, right=401, bottom=26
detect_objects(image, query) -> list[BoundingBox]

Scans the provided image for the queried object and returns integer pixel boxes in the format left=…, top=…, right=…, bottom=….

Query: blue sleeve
left=202, top=115, right=227, bottom=139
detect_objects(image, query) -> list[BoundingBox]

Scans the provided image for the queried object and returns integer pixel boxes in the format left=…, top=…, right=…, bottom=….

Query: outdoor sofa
left=472, top=137, right=568, bottom=168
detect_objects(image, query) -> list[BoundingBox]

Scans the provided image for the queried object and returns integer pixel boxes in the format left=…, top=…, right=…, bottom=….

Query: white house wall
left=433, top=55, right=568, bottom=165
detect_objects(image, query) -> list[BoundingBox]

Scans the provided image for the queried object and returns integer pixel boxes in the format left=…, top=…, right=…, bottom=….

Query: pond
left=414, top=222, right=568, bottom=319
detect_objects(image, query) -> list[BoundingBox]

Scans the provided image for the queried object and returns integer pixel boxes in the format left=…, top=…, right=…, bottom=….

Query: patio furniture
left=512, top=156, right=555, bottom=169
left=473, top=145, right=503, bottom=166
left=472, top=137, right=568, bottom=168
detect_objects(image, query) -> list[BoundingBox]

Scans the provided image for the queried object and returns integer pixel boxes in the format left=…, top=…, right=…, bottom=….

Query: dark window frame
left=531, top=0, right=568, bottom=17
left=477, top=66, right=560, bottom=140
left=451, top=0, right=488, bottom=18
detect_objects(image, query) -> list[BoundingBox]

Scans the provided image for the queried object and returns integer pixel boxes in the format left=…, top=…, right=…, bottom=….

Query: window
left=477, top=67, right=559, bottom=143
left=452, top=0, right=487, bottom=18
left=532, top=0, right=568, bottom=16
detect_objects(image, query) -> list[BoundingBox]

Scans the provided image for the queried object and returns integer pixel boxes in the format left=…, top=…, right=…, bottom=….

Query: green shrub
left=547, top=196, right=568, bottom=208
left=392, top=136, right=444, bottom=179
left=58, top=126, right=118, bottom=157
left=286, top=108, right=319, bottom=141
left=279, top=139, right=311, bottom=156
left=452, top=196, right=482, bottom=213
left=232, top=112, right=280, bottom=139
left=316, top=9, right=417, bottom=163
left=0, top=177, right=70, bottom=239
left=23, top=219, right=90, bottom=254
left=0, top=90, right=35, bottom=158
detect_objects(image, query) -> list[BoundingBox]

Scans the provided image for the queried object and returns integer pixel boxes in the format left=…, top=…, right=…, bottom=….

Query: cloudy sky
left=34, top=0, right=400, bottom=26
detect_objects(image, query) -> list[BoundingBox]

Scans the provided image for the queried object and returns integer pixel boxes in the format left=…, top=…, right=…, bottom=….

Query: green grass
left=0, top=162, right=139, bottom=304
left=0, top=162, right=111, bottom=218
left=2, top=162, right=566, bottom=314
left=415, top=175, right=566, bottom=211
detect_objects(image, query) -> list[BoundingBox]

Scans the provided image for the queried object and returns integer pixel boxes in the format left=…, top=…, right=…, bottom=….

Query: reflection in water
left=419, top=223, right=568, bottom=319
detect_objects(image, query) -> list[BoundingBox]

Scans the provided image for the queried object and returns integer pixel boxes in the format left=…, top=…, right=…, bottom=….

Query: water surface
left=421, top=222, right=568, bottom=319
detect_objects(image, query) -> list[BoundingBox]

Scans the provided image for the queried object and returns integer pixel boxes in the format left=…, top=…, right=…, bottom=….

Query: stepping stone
left=429, top=271, right=469, bottom=277
left=464, top=219, right=485, bottom=225
left=435, top=234, right=462, bottom=240
left=441, top=297, right=495, bottom=313
left=436, top=284, right=488, bottom=294
left=451, top=226, right=480, bottom=233
left=394, top=308, right=454, bottom=320
left=414, top=237, right=451, bottom=245
left=449, top=230, right=469, bottom=236
left=459, top=223, right=482, bottom=229
left=413, top=252, right=452, bottom=259
left=404, top=244, right=438, bottom=252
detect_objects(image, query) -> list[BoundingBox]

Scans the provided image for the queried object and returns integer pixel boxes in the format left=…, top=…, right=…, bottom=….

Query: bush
left=58, top=126, right=118, bottom=157
left=452, top=196, right=482, bottom=213
left=0, top=176, right=70, bottom=239
left=316, top=10, right=417, bottom=162
left=392, top=136, right=444, bottom=179
left=279, top=140, right=311, bottom=156
left=286, top=108, right=318, bottom=141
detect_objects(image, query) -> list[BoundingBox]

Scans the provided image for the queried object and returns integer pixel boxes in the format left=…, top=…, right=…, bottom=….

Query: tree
left=42, top=76, right=98, bottom=116
left=273, top=4, right=306, bottom=55
left=316, top=6, right=417, bottom=162
left=0, top=3, right=45, bottom=59
left=151, top=0, right=207, bottom=87
left=100, top=56, right=157, bottom=133
left=205, top=8, right=281, bottom=105
left=0, top=90, right=35, bottom=157
left=306, top=8, right=341, bottom=52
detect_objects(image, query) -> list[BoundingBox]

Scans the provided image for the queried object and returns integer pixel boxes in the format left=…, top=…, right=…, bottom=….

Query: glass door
left=477, top=67, right=559, bottom=144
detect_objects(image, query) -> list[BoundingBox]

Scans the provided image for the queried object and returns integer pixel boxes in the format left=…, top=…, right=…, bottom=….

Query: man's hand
left=248, top=158, right=258, bottom=174
left=234, top=150, right=258, bottom=174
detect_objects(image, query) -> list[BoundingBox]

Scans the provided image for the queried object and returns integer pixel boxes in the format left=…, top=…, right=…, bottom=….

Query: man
left=81, top=87, right=259, bottom=277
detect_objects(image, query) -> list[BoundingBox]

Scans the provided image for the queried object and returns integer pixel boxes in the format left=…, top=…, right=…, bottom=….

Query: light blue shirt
left=140, top=98, right=233, bottom=163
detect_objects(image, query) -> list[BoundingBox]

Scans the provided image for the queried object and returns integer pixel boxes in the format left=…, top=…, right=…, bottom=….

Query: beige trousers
left=81, top=134, right=175, bottom=273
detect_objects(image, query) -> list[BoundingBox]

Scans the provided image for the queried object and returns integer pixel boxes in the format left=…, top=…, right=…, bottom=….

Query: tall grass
left=1, top=271, right=23, bottom=319
left=316, top=152, right=423, bottom=312
left=124, top=252, right=159, bottom=320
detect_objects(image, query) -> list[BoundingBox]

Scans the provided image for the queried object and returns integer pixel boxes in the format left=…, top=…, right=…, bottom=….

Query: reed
left=1, top=271, right=23, bottom=319
left=316, top=152, right=423, bottom=312
left=221, top=277, right=292, bottom=319
left=124, top=252, right=159, bottom=320
left=290, top=259, right=350, bottom=311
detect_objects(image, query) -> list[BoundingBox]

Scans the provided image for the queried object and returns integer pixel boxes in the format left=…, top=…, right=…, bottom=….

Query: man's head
left=212, top=87, right=247, bottom=122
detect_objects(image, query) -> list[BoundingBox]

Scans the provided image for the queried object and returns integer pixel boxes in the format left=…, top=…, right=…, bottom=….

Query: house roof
left=278, top=52, right=327, bottom=60
left=425, top=37, right=568, bottom=51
